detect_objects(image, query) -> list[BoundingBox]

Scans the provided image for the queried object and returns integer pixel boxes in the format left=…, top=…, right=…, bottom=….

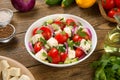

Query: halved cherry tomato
left=75, top=48, right=85, bottom=58
left=34, top=42, right=42, bottom=53
left=60, top=52, right=68, bottom=62
left=52, top=55, right=61, bottom=64
left=32, top=27, right=39, bottom=35
left=108, top=8, right=120, bottom=18
left=102, top=0, right=115, bottom=10
left=73, top=34, right=82, bottom=42
left=48, top=48, right=59, bottom=58
left=54, top=20, right=66, bottom=30
left=66, top=19, right=76, bottom=26
left=115, top=0, right=120, bottom=8
left=48, top=48, right=60, bottom=64
left=55, top=32, right=69, bottom=44
left=40, top=26, right=52, bottom=40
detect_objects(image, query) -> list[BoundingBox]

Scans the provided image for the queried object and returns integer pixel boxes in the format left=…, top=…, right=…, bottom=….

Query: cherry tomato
left=115, top=0, right=120, bottom=8
left=108, top=8, right=120, bottom=18
left=102, top=0, right=115, bottom=10
left=66, top=19, right=76, bottom=26
left=75, top=48, right=85, bottom=58
left=55, top=32, right=69, bottom=44
left=48, top=48, right=59, bottom=58
left=34, top=42, right=42, bottom=53
left=73, top=34, right=82, bottom=42
left=32, top=27, right=39, bottom=35
left=54, top=20, right=65, bottom=30
left=60, top=52, right=68, bottom=62
left=40, top=26, right=52, bottom=40
left=52, top=55, right=61, bottom=64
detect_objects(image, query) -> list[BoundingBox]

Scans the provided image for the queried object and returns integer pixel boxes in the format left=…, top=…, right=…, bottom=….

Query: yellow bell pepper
left=76, top=0, right=96, bottom=8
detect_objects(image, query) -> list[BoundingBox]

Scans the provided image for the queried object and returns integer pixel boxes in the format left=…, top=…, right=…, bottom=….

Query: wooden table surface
left=0, top=0, right=116, bottom=80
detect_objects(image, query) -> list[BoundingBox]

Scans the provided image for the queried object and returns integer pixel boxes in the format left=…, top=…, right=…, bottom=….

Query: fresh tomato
left=66, top=19, right=76, bottom=26
left=75, top=48, right=85, bottom=58
left=55, top=32, right=69, bottom=44
left=34, top=42, right=42, bottom=53
left=32, top=27, right=39, bottom=35
left=102, top=0, right=115, bottom=10
left=108, top=8, right=120, bottom=18
left=52, top=55, right=61, bottom=64
left=60, top=52, right=68, bottom=62
left=48, top=48, right=60, bottom=64
left=54, top=20, right=65, bottom=30
left=40, top=26, right=52, bottom=40
left=115, top=0, right=120, bottom=8
left=73, top=34, right=82, bottom=42
left=48, top=48, right=59, bottom=58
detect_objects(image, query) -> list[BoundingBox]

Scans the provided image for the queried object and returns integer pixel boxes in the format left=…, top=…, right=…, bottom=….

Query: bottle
left=104, top=13, right=120, bottom=56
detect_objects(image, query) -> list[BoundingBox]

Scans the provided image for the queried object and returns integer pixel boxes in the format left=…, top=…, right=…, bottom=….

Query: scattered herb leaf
left=42, top=52, right=47, bottom=57
left=48, top=56, right=52, bottom=63
left=67, top=39, right=74, bottom=49
left=57, top=45, right=65, bottom=52
left=36, top=30, right=43, bottom=34
left=39, top=38, right=47, bottom=45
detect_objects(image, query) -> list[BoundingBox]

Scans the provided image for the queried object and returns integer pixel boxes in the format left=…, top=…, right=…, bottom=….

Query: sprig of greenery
left=92, top=54, right=120, bottom=80
left=77, top=28, right=87, bottom=37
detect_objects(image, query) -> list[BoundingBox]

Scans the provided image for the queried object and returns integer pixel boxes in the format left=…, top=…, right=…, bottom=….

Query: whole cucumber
left=45, top=0, right=62, bottom=6
left=61, top=0, right=74, bottom=7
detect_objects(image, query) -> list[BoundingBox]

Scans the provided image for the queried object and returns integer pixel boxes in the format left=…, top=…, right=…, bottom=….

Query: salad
left=28, top=17, right=92, bottom=64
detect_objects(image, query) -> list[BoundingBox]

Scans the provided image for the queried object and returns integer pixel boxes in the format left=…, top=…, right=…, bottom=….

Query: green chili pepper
left=61, top=0, right=74, bottom=7
left=45, top=0, right=62, bottom=6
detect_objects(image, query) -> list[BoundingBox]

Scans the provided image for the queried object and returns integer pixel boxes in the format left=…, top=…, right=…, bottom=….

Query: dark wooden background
left=0, top=0, right=116, bottom=80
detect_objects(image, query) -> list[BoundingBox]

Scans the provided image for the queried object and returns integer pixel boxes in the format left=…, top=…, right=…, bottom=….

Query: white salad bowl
left=25, top=14, right=97, bottom=67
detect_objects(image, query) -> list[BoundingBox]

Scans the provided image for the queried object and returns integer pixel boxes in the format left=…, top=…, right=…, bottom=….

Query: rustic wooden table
left=0, top=0, right=116, bottom=80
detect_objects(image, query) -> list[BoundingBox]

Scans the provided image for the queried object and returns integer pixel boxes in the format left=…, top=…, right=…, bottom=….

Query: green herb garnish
left=42, top=52, right=47, bottom=57
left=39, top=38, right=47, bottom=45
left=57, top=45, right=65, bottom=52
left=92, top=54, right=120, bottom=80
left=48, top=56, right=52, bottom=63
left=77, top=28, right=87, bottom=37
left=67, top=39, right=74, bottom=49
left=36, top=30, right=43, bottom=34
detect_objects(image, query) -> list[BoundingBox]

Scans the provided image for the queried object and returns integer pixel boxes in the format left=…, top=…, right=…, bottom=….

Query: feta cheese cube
left=9, top=77, right=18, bottom=80
left=18, top=75, right=30, bottom=80
left=80, top=39, right=91, bottom=53
left=0, top=60, right=10, bottom=71
left=35, top=49, right=47, bottom=60
left=8, top=67, right=21, bottom=76
left=47, top=37, right=58, bottom=47
left=68, top=48, right=75, bottom=59
left=2, top=69, right=10, bottom=80
left=54, top=29, right=62, bottom=35
left=31, top=34, right=44, bottom=44
left=64, top=27, right=72, bottom=37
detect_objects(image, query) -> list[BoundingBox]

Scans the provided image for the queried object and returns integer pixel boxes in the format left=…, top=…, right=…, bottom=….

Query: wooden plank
left=28, top=50, right=103, bottom=80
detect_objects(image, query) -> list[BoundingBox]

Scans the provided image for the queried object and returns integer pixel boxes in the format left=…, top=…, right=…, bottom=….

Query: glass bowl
left=0, top=8, right=13, bottom=27
left=0, top=24, right=16, bottom=43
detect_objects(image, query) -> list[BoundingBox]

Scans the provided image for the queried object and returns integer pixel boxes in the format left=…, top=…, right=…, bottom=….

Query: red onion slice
left=28, top=42, right=34, bottom=53
left=64, top=42, right=68, bottom=54
left=86, top=28, right=92, bottom=39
